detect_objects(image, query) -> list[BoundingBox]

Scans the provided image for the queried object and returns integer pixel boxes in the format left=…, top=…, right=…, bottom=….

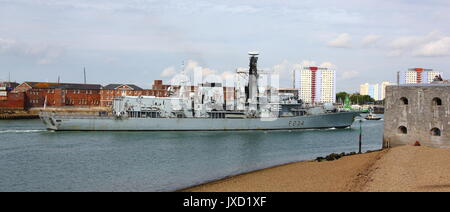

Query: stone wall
left=383, top=84, right=450, bottom=148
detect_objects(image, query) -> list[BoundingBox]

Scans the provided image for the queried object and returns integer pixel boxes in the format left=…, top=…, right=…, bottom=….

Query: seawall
left=0, top=107, right=111, bottom=120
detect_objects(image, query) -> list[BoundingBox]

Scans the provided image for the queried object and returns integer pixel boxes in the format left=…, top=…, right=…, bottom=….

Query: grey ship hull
left=40, top=112, right=359, bottom=131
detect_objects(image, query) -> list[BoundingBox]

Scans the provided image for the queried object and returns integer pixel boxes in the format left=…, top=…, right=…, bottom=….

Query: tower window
left=400, top=97, right=409, bottom=105
left=431, top=128, right=441, bottom=136
left=432, top=97, right=442, bottom=106
left=398, top=126, right=408, bottom=134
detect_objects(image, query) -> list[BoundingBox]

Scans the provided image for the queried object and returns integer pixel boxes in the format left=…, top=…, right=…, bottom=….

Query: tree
left=336, top=92, right=350, bottom=104
left=336, top=92, right=375, bottom=105
left=349, top=93, right=375, bottom=105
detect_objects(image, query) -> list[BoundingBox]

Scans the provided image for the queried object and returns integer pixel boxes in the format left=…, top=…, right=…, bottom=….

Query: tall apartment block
left=360, top=81, right=392, bottom=101
left=400, top=68, right=442, bottom=84
left=294, top=67, right=336, bottom=104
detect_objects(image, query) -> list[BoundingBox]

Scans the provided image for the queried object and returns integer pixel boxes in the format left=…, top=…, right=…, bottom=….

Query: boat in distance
left=39, top=52, right=360, bottom=131
left=364, top=112, right=382, bottom=121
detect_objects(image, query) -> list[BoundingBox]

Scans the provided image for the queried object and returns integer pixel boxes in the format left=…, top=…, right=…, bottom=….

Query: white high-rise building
left=360, top=83, right=369, bottom=96
left=359, top=81, right=393, bottom=101
left=294, top=67, right=336, bottom=104
left=400, top=68, right=442, bottom=84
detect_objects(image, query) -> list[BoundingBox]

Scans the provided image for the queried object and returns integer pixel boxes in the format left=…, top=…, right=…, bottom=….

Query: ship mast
left=247, top=51, right=259, bottom=113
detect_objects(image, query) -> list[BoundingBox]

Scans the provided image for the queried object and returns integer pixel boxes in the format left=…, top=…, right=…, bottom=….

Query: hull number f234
left=288, top=120, right=304, bottom=127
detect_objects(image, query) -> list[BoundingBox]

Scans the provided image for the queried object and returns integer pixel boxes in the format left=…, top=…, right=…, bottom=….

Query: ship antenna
left=84, top=67, right=87, bottom=84
left=247, top=51, right=259, bottom=109
left=181, top=61, right=186, bottom=75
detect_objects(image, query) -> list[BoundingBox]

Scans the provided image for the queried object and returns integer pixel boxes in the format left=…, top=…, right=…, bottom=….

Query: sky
left=1, top=0, right=450, bottom=92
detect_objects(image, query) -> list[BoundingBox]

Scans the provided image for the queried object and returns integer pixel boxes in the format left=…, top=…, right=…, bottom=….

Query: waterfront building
left=294, top=67, right=336, bottom=104
left=0, top=83, right=25, bottom=110
left=101, top=83, right=143, bottom=107
left=100, top=80, right=171, bottom=107
left=400, top=68, right=442, bottom=84
left=0, top=82, right=19, bottom=92
left=13, top=82, right=102, bottom=108
left=383, top=80, right=450, bottom=148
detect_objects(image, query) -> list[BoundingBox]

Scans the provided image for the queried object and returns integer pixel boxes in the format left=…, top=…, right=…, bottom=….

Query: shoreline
left=179, top=149, right=386, bottom=192
left=180, top=145, right=450, bottom=192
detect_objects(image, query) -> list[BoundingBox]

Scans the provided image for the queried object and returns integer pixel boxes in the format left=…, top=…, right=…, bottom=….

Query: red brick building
left=13, top=82, right=102, bottom=108
left=0, top=82, right=25, bottom=110
left=100, top=80, right=171, bottom=107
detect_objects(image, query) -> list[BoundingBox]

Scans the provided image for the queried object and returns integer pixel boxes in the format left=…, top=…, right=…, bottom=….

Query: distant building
left=294, top=67, right=336, bottom=104
left=0, top=83, right=25, bottom=110
left=13, top=82, right=102, bottom=108
left=383, top=82, right=450, bottom=148
left=0, top=82, right=19, bottom=92
left=360, top=81, right=393, bottom=101
left=278, top=88, right=299, bottom=97
left=100, top=80, right=171, bottom=107
left=400, top=68, right=442, bottom=84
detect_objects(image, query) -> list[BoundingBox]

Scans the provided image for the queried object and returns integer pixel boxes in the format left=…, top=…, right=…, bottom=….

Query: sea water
left=0, top=116, right=383, bottom=191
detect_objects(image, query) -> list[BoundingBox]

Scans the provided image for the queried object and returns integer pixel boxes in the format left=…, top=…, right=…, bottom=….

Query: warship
left=40, top=52, right=359, bottom=131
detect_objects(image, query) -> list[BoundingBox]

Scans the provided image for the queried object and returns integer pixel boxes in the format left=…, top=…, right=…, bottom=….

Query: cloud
left=319, top=62, right=336, bottom=69
left=388, top=31, right=450, bottom=57
left=387, top=49, right=403, bottom=57
left=327, top=33, right=352, bottom=48
left=413, top=36, right=450, bottom=57
left=272, top=59, right=291, bottom=75
left=160, top=66, right=177, bottom=77
left=272, top=60, right=336, bottom=74
left=339, top=71, right=359, bottom=80
left=0, top=37, right=64, bottom=64
left=300, top=60, right=317, bottom=67
left=389, top=35, right=424, bottom=49
left=362, top=34, right=382, bottom=47
left=0, top=38, right=17, bottom=51
left=220, top=71, right=235, bottom=80
left=32, top=46, right=65, bottom=65
left=220, top=71, right=236, bottom=87
left=165, top=59, right=239, bottom=86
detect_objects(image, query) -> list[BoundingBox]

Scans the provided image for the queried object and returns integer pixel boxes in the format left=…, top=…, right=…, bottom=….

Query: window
left=400, top=97, right=409, bottom=105
left=398, top=126, right=408, bottom=134
left=431, top=128, right=441, bottom=136
left=432, top=97, right=442, bottom=106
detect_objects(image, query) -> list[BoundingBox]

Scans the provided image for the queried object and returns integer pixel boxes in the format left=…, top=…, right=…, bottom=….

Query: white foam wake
left=0, top=129, right=47, bottom=134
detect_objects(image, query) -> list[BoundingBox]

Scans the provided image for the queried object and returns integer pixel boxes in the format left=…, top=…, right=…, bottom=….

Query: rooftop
left=24, top=82, right=102, bottom=90
left=103, top=84, right=143, bottom=90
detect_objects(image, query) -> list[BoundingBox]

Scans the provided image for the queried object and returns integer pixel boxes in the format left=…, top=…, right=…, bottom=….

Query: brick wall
left=0, top=92, right=25, bottom=110
left=25, top=88, right=100, bottom=108
left=63, top=89, right=100, bottom=107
